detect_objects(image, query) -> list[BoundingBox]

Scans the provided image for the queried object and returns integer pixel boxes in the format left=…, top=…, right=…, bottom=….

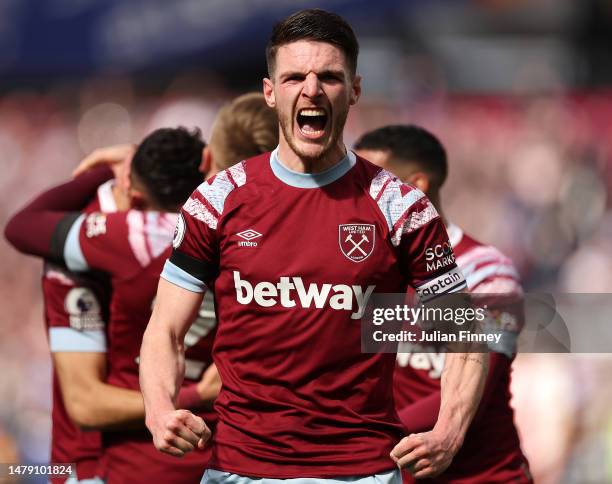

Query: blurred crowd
left=1, top=76, right=612, bottom=482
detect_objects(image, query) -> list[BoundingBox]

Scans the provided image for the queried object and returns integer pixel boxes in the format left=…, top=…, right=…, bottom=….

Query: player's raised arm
left=140, top=277, right=210, bottom=457
left=4, top=166, right=113, bottom=259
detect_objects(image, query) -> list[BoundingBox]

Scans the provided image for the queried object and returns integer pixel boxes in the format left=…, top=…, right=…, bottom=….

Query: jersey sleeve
left=467, top=249, right=524, bottom=356
left=4, top=167, right=113, bottom=260
left=95, top=179, right=119, bottom=213
left=399, top=212, right=466, bottom=302
left=468, top=250, right=522, bottom=296
left=43, top=266, right=107, bottom=353
left=369, top=169, right=466, bottom=302
left=63, top=210, right=140, bottom=278
left=161, top=177, right=232, bottom=293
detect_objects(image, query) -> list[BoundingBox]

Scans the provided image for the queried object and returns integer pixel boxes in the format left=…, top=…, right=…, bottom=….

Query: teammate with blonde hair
left=201, top=92, right=278, bottom=177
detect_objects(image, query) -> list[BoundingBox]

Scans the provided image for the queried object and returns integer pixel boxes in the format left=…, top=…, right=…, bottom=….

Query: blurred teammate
left=6, top=93, right=279, bottom=482
left=41, top=183, right=113, bottom=484
left=200, top=92, right=278, bottom=177
left=5, top=128, right=218, bottom=484
left=5, top=150, right=126, bottom=483
left=355, top=124, right=532, bottom=483
left=140, top=9, right=487, bottom=483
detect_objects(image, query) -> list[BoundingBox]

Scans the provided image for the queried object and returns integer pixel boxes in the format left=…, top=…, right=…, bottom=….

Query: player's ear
left=263, top=78, right=275, bottom=108
left=128, top=175, right=148, bottom=209
left=128, top=188, right=147, bottom=209
left=407, top=172, right=430, bottom=195
left=200, top=146, right=212, bottom=178
left=349, top=74, right=361, bottom=106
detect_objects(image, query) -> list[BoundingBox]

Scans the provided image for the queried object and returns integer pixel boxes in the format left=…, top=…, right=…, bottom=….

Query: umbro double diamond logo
left=237, top=229, right=262, bottom=247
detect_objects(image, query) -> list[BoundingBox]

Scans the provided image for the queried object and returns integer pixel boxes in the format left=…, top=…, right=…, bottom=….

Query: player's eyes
left=318, top=71, right=345, bottom=83
left=284, top=75, right=305, bottom=83
left=320, top=74, right=342, bottom=82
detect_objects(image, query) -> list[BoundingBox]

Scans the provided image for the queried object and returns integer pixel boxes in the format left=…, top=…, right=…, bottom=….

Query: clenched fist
left=390, top=429, right=460, bottom=479
left=148, top=409, right=211, bottom=457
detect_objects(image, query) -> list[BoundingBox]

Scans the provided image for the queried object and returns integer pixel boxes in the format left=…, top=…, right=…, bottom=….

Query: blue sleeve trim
left=49, top=327, right=107, bottom=352
left=161, top=260, right=207, bottom=293
left=64, top=214, right=89, bottom=272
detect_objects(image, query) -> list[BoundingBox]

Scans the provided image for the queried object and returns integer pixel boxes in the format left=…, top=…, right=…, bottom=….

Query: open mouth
left=296, top=108, right=328, bottom=138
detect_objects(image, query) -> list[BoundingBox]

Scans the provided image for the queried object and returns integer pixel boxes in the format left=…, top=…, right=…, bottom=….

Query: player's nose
left=302, top=72, right=323, bottom=98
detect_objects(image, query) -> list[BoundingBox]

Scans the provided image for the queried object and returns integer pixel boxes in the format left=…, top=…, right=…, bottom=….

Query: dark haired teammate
left=355, top=125, right=532, bottom=483
left=6, top=128, right=218, bottom=483
left=140, top=10, right=487, bottom=483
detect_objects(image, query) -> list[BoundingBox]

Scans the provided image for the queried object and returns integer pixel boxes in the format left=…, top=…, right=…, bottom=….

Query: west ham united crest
left=339, top=224, right=375, bottom=262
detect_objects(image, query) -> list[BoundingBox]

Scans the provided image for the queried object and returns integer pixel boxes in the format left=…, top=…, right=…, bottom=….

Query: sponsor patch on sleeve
left=425, top=242, right=456, bottom=272
left=85, top=213, right=107, bottom=238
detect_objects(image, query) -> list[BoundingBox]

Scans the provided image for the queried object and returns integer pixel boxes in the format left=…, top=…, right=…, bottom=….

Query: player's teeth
left=300, top=109, right=326, bottom=116
left=301, top=127, right=324, bottom=135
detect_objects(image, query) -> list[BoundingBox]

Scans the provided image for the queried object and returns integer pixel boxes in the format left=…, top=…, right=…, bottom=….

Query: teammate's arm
left=53, top=352, right=216, bottom=431
left=53, top=352, right=145, bottom=430
left=4, top=167, right=113, bottom=258
left=140, top=278, right=211, bottom=457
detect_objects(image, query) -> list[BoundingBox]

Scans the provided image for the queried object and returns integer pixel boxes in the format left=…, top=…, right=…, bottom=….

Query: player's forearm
left=140, top=278, right=205, bottom=433
left=140, top=315, right=186, bottom=428
left=434, top=352, right=488, bottom=452
left=398, top=353, right=508, bottom=433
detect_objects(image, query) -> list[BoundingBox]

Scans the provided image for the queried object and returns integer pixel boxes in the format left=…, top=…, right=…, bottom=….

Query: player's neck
left=277, top=139, right=347, bottom=174
left=129, top=195, right=170, bottom=213
left=440, top=212, right=448, bottom=226
left=112, top=185, right=131, bottom=211
left=428, top=194, right=446, bottom=224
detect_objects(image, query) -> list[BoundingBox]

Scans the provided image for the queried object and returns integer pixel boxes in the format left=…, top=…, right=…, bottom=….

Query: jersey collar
left=270, top=147, right=356, bottom=188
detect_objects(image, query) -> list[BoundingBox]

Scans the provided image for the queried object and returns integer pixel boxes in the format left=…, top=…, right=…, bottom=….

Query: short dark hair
left=266, top=8, right=359, bottom=77
left=354, top=124, right=448, bottom=189
left=131, top=127, right=205, bottom=210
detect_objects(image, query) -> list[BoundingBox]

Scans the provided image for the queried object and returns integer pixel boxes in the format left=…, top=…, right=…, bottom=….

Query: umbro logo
left=236, top=229, right=262, bottom=247
left=237, top=229, right=262, bottom=241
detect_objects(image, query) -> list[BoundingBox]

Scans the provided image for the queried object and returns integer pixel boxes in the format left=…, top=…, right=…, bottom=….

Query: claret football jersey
left=63, top=205, right=215, bottom=483
left=43, top=179, right=116, bottom=483
left=163, top=148, right=466, bottom=478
